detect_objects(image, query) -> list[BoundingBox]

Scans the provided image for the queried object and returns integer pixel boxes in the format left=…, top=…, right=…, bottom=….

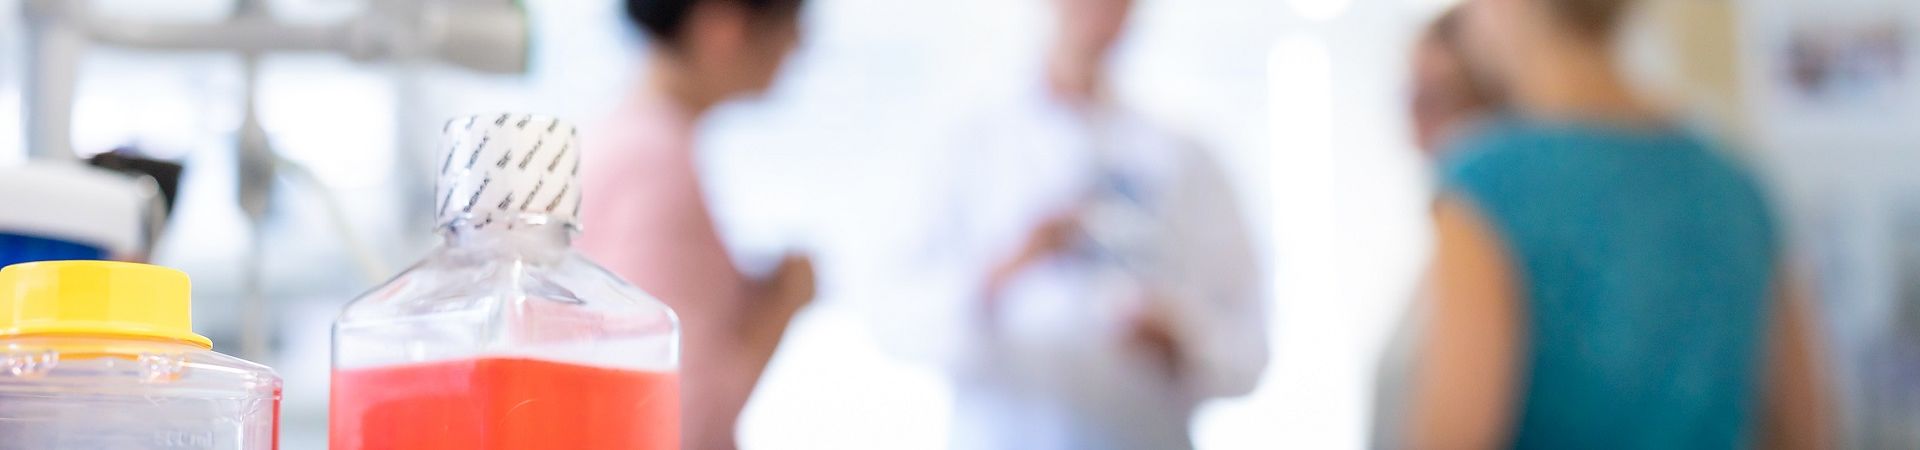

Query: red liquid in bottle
left=329, top=357, right=679, bottom=450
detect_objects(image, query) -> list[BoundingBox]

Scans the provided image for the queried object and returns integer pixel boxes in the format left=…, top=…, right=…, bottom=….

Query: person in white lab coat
left=879, top=0, right=1267, bottom=448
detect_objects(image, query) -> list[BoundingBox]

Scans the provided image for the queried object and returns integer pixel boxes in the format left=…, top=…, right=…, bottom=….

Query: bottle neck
left=439, top=214, right=575, bottom=254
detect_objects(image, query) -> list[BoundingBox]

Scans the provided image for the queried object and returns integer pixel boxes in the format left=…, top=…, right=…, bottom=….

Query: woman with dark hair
left=1402, top=0, right=1834, bottom=447
left=576, top=1, right=807, bottom=448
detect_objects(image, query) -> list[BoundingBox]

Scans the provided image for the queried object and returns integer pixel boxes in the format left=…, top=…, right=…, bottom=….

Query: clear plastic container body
left=0, top=336, right=282, bottom=450
left=330, top=219, right=680, bottom=450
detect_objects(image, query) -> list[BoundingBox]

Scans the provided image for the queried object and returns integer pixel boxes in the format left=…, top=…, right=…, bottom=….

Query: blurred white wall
left=1737, top=0, right=1920, bottom=445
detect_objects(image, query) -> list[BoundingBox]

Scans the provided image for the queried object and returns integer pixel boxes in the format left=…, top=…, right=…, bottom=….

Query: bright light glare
left=257, top=61, right=396, bottom=189
left=1290, top=0, right=1353, bottom=21
left=1261, top=31, right=1362, bottom=448
left=1195, top=32, right=1344, bottom=449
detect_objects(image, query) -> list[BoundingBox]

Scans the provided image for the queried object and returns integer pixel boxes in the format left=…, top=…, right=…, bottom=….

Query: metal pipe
left=83, top=17, right=346, bottom=53
left=22, top=0, right=84, bottom=159
left=235, top=49, right=273, bottom=363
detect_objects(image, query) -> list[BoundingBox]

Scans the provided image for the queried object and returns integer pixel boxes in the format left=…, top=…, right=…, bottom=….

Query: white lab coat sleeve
left=868, top=234, right=995, bottom=371
left=1159, top=145, right=1269, bottom=399
left=862, top=122, right=1003, bottom=371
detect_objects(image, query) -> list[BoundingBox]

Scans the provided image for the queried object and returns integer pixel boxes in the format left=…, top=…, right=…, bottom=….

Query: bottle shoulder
left=340, top=247, right=675, bottom=324
left=0, top=337, right=280, bottom=397
left=334, top=246, right=678, bottom=371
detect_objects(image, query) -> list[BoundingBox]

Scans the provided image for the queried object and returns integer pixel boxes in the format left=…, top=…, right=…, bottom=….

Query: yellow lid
left=0, top=261, right=212, bottom=348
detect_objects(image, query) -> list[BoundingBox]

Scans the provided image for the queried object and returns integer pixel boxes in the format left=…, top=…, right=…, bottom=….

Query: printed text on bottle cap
left=436, top=113, right=583, bottom=229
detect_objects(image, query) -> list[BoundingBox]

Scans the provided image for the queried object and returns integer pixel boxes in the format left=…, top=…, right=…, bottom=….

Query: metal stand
left=17, top=0, right=529, bottom=362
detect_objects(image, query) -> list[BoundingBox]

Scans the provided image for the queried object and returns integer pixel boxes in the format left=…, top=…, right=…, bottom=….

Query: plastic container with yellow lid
left=0, top=260, right=281, bottom=450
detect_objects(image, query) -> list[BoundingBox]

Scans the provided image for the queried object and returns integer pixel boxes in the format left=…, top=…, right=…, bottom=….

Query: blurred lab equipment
left=0, top=161, right=158, bottom=266
left=331, top=114, right=679, bottom=450
left=17, top=0, right=532, bottom=361
left=0, top=260, right=282, bottom=449
left=87, top=149, right=185, bottom=219
left=20, top=0, right=529, bottom=160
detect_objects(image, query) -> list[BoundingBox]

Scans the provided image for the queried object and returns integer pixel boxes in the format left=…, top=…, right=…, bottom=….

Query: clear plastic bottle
left=330, top=113, right=679, bottom=450
left=0, top=260, right=282, bottom=450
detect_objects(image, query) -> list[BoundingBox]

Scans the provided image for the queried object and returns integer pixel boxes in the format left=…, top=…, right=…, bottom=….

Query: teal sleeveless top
left=1440, top=117, right=1778, bottom=449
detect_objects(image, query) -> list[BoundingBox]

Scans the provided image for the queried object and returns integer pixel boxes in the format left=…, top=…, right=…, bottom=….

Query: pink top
left=576, top=95, right=756, bottom=448
left=578, top=96, right=748, bottom=316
